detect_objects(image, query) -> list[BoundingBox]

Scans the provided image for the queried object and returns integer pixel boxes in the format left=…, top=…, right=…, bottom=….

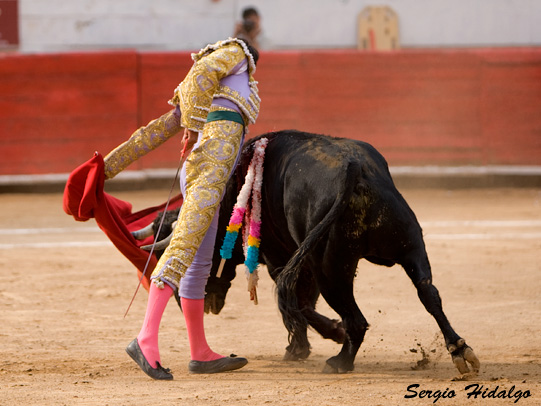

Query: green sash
left=206, top=110, right=244, bottom=129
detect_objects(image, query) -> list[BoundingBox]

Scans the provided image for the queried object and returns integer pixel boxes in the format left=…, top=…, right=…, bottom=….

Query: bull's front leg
left=406, top=262, right=480, bottom=377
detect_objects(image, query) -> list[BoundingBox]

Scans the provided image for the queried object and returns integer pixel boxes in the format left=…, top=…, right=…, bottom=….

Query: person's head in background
left=242, top=7, right=260, bottom=27
left=234, top=6, right=261, bottom=49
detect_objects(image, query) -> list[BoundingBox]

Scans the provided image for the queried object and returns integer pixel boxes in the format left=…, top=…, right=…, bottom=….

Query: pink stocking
left=137, top=283, right=173, bottom=368
left=181, top=297, right=223, bottom=362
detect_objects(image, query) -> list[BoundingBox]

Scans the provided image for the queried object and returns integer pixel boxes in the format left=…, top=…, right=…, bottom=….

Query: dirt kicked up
left=0, top=188, right=540, bottom=405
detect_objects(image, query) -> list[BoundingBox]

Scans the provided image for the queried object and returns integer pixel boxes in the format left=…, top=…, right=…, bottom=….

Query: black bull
left=145, top=130, right=480, bottom=375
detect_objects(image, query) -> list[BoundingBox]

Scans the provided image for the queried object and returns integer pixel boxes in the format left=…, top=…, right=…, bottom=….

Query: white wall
left=17, top=0, right=541, bottom=53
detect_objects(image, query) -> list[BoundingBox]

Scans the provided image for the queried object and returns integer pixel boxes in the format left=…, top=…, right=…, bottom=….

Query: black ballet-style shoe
left=125, top=338, right=173, bottom=380
left=188, top=354, right=248, bottom=374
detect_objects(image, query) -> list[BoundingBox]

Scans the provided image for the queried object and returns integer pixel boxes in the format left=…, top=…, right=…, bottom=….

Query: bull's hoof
left=283, top=347, right=311, bottom=361
left=323, top=356, right=354, bottom=374
left=448, top=338, right=480, bottom=376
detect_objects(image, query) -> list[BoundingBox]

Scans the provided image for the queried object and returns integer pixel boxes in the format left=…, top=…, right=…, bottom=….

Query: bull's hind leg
left=301, top=308, right=345, bottom=344
left=271, top=264, right=312, bottom=361
left=403, top=258, right=480, bottom=376
left=275, top=277, right=311, bottom=360
left=272, top=251, right=346, bottom=361
left=286, top=266, right=346, bottom=360
left=316, top=259, right=368, bottom=373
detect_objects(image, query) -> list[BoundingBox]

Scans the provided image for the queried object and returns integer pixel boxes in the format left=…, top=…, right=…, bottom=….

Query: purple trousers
left=177, top=131, right=244, bottom=299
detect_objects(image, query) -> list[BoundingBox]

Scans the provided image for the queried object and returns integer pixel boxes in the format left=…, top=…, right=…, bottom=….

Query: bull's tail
left=276, top=160, right=360, bottom=348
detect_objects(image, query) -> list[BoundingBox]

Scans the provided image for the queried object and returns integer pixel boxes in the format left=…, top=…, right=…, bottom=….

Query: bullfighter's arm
left=103, top=106, right=182, bottom=179
left=168, top=42, right=248, bottom=133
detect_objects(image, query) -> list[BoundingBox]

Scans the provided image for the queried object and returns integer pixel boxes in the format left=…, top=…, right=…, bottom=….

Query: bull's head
left=135, top=221, right=177, bottom=252
left=131, top=209, right=180, bottom=256
left=204, top=252, right=242, bottom=314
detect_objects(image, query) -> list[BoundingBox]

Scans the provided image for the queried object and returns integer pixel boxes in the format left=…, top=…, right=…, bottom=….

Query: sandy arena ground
left=0, top=187, right=540, bottom=405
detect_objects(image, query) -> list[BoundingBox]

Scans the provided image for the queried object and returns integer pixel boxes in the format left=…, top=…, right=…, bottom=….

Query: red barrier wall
left=1, top=48, right=540, bottom=176
left=0, top=51, right=139, bottom=174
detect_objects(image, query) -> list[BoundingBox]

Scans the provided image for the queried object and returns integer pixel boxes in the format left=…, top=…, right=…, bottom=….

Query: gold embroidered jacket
left=103, top=38, right=259, bottom=179
left=169, top=38, right=260, bottom=132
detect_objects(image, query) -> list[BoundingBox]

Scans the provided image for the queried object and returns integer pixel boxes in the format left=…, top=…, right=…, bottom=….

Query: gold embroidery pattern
left=168, top=40, right=260, bottom=132
left=103, top=108, right=181, bottom=179
left=169, top=43, right=247, bottom=132
left=151, top=119, right=244, bottom=289
left=215, top=84, right=260, bottom=125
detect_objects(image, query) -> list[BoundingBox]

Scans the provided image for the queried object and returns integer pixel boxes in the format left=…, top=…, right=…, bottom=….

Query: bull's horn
left=140, top=221, right=177, bottom=251
left=141, top=233, right=173, bottom=251
left=131, top=223, right=155, bottom=240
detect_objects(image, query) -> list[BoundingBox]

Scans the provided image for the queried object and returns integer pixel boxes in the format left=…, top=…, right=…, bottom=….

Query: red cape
left=62, top=152, right=183, bottom=290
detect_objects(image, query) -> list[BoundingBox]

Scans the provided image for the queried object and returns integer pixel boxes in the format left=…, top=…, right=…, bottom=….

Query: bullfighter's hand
left=182, top=128, right=199, bottom=155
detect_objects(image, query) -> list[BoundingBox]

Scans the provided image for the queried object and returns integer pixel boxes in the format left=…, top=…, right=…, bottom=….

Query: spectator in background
left=234, top=7, right=261, bottom=50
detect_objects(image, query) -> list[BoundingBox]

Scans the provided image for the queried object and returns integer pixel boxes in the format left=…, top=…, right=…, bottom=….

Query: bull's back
left=246, top=130, right=424, bottom=266
left=257, top=131, right=342, bottom=256
left=289, top=134, right=418, bottom=260
left=247, top=132, right=381, bottom=251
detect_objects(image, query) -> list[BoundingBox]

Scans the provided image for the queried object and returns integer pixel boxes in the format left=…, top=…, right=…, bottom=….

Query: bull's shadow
left=139, top=130, right=480, bottom=376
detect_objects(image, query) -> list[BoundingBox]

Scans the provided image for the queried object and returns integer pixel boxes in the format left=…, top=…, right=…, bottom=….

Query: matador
left=102, top=38, right=260, bottom=380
